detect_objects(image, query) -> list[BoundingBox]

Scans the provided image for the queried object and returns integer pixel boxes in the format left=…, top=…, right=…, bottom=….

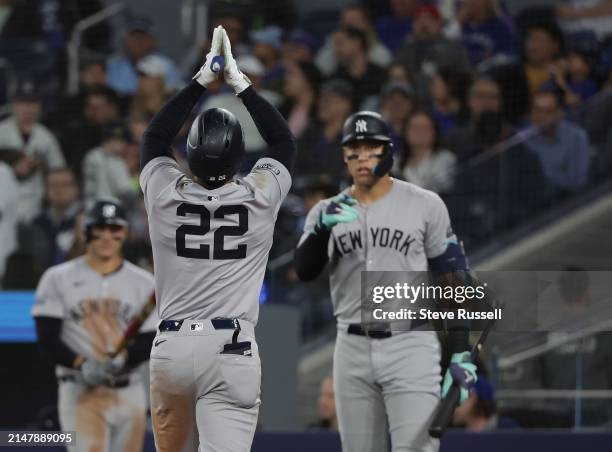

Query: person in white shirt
left=0, top=162, right=18, bottom=286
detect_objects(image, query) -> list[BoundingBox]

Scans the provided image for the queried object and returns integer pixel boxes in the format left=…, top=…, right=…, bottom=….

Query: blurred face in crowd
left=567, top=53, right=591, bottom=80
left=468, top=78, right=502, bottom=119
left=333, top=30, right=364, bottom=66
left=80, top=62, right=107, bottom=87
left=317, top=377, right=337, bottom=422
left=531, top=92, right=563, bottom=133
left=137, top=73, right=165, bottom=96
left=103, top=137, right=128, bottom=156
left=87, top=224, right=127, bottom=260
left=47, top=169, right=78, bottom=211
left=341, top=7, right=371, bottom=32
left=406, top=112, right=436, bottom=151
left=388, top=63, right=412, bottom=84
left=391, top=0, right=418, bottom=18
left=13, top=99, right=41, bottom=129
left=129, top=117, right=149, bottom=144
left=462, top=0, right=493, bottom=21
left=253, top=43, right=279, bottom=70
left=212, top=16, right=244, bottom=45
left=124, top=30, right=155, bottom=61
left=430, top=74, right=458, bottom=114
left=283, top=63, right=311, bottom=98
left=317, top=92, right=352, bottom=125
left=525, top=29, right=559, bottom=66
left=84, top=94, right=119, bottom=125
left=381, top=92, right=414, bottom=127
left=283, top=40, right=313, bottom=64
left=343, top=140, right=385, bottom=187
left=413, top=12, right=441, bottom=41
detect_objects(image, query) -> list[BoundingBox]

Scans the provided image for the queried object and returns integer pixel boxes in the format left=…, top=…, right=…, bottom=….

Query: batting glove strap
left=441, top=351, right=478, bottom=404
left=193, top=26, right=224, bottom=87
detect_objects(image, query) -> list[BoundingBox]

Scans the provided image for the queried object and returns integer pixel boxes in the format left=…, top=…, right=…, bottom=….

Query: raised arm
left=140, top=26, right=226, bottom=170
left=220, top=28, right=297, bottom=174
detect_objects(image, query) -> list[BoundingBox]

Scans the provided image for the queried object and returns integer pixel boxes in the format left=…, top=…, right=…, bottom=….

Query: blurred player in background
left=32, top=200, right=157, bottom=452
left=295, top=111, right=477, bottom=451
left=139, top=26, right=295, bottom=452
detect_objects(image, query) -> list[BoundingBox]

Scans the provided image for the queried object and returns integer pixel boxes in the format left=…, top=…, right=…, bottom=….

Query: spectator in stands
left=446, top=76, right=512, bottom=159
left=56, top=85, right=122, bottom=179
left=106, top=18, right=181, bottom=95
left=0, top=0, right=42, bottom=38
left=296, top=79, right=353, bottom=180
left=209, top=6, right=249, bottom=56
left=379, top=81, right=417, bottom=154
left=251, top=26, right=285, bottom=93
left=398, top=110, right=457, bottom=193
left=330, top=26, right=386, bottom=110
left=523, top=22, right=564, bottom=96
left=524, top=89, right=591, bottom=193
left=130, top=55, right=171, bottom=117
left=453, top=376, right=520, bottom=430
left=557, top=0, right=612, bottom=40
left=283, top=29, right=318, bottom=64
left=279, top=61, right=322, bottom=139
left=312, top=376, right=338, bottom=431
left=81, top=122, right=134, bottom=204
left=430, top=66, right=473, bottom=136
left=375, top=0, right=417, bottom=52
left=316, top=4, right=391, bottom=77
left=394, top=4, right=469, bottom=99
left=0, top=81, right=64, bottom=223
left=457, top=0, right=519, bottom=66
left=0, top=161, right=18, bottom=287
left=31, top=168, right=81, bottom=270
left=387, top=62, right=414, bottom=85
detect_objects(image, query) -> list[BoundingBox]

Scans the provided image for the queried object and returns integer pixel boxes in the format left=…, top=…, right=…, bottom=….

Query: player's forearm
left=34, top=316, right=80, bottom=369
left=238, top=86, right=297, bottom=173
left=124, top=331, right=155, bottom=369
left=140, top=80, right=206, bottom=169
left=294, top=231, right=330, bottom=281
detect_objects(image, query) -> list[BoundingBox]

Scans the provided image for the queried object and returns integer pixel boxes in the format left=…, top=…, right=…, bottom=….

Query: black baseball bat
left=428, top=317, right=496, bottom=438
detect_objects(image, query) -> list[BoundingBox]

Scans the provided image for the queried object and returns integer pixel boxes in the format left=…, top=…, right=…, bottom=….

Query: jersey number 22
left=175, top=202, right=248, bottom=260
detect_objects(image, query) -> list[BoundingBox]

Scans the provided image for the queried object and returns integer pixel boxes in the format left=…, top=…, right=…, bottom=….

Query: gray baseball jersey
left=31, top=256, right=157, bottom=379
left=299, top=178, right=456, bottom=326
left=139, top=156, right=291, bottom=324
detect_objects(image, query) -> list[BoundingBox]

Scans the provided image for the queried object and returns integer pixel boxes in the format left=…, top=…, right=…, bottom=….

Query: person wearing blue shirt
left=375, top=0, right=416, bottom=52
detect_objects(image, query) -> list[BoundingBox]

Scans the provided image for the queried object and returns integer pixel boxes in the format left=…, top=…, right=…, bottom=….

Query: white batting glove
left=80, top=359, right=109, bottom=387
left=220, top=27, right=252, bottom=94
left=104, top=351, right=127, bottom=376
left=193, top=25, right=225, bottom=87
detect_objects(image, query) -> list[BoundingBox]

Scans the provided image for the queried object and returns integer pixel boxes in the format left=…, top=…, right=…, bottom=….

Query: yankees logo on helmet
left=355, top=119, right=368, bottom=133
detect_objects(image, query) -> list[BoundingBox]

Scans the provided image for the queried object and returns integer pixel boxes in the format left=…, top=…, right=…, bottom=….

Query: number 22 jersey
left=140, top=156, right=291, bottom=324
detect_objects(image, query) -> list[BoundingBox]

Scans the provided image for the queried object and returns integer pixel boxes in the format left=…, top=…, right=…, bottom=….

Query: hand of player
left=314, top=194, right=359, bottom=234
left=220, top=27, right=252, bottom=94
left=441, top=351, right=478, bottom=404
left=104, top=351, right=127, bottom=376
left=193, top=25, right=225, bottom=88
left=80, top=359, right=110, bottom=387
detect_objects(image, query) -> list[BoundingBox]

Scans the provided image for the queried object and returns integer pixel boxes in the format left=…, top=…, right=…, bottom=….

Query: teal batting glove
left=313, top=194, right=358, bottom=234
left=441, top=351, right=478, bottom=404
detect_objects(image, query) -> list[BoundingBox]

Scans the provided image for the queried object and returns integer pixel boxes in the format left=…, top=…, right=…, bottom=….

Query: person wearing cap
left=251, top=25, right=285, bottom=92
left=375, top=0, right=417, bottom=53
left=295, top=79, right=354, bottom=179
left=283, top=29, right=318, bottom=64
left=315, top=4, right=392, bottom=77
left=129, top=54, right=173, bottom=117
left=81, top=122, right=135, bottom=204
left=0, top=81, right=65, bottom=223
left=394, top=4, right=469, bottom=99
left=106, top=17, right=182, bottom=95
left=379, top=81, right=417, bottom=153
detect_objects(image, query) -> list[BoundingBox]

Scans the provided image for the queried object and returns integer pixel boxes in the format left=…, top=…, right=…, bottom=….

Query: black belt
left=347, top=324, right=392, bottom=339
left=58, top=374, right=130, bottom=388
left=159, top=318, right=241, bottom=333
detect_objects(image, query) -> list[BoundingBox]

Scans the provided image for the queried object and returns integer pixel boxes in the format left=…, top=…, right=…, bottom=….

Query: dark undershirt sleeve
left=35, top=316, right=79, bottom=368
left=238, top=86, right=297, bottom=174
left=140, top=80, right=206, bottom=169
left=125, top=331, right=155, bottom=368
left=294, top=228, right=330, bottom=281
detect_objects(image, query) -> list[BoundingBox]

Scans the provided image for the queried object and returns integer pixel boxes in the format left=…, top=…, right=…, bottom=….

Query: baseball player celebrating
left=32, top=200, right=157, bottom=452
left=294, top=112, right=478, bottom=452
left=139, top=26, right=295, bottom=452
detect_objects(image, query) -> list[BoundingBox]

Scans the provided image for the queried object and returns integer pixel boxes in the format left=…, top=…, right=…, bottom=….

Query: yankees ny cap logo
left=355, top=119, right=368, bottom=133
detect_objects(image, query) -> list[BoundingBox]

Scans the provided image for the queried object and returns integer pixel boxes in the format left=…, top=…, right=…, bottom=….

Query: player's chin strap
left=372, top=144, right=394, bottom=177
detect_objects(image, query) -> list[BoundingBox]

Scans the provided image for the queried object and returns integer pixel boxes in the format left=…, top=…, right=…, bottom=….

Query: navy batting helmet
left=342, top=111, right=394, bottom=177
left=186, top=108, right=245, bottom=187
left=84, top=200, right=128, bottom=242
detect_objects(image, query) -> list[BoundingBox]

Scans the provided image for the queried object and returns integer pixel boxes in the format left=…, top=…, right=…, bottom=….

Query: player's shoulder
left=120, top=260, right=154, bottom=284
left=39, top=257, right=84, bottom=283
left=393, top=178, right=444, bottom=205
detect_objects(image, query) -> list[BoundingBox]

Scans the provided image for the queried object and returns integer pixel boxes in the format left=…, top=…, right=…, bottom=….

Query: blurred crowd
left=1, top=0, right=612, bottom=337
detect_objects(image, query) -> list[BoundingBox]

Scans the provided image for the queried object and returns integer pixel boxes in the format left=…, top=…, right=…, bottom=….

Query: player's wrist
left=73, top=355, right=86, bottom=370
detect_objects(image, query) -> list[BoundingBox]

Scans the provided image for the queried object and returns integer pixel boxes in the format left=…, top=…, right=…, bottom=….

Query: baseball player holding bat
left=32, top=200, right=158, bottom=452
left=139, top=26, right=295, bottom=452
left=294, top=111, right=478, bottom=451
